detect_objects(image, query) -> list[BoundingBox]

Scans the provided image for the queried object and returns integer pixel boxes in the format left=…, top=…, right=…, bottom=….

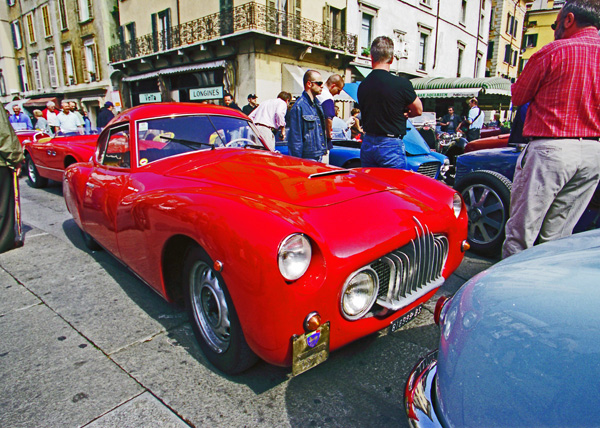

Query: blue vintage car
left=405, top=228, right=600, bottom=427
left=276, top=120, right=449, bottom=180
left=453, top=145, right=600, bottom=255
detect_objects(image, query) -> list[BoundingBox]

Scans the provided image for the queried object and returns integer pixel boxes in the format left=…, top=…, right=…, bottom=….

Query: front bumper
left=404, top=350, right=443, bottom=428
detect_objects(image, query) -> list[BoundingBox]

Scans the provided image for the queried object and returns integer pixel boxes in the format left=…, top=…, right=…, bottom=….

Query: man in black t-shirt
left=357, top=36, right=423, bottom=169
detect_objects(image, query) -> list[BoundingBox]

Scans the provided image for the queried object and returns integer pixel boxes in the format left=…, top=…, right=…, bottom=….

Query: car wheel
left=80, top=228, right=102, bottom=251
left=26, top=155, right=48, bottom=188
left=455, top=170, right=512, bottom=256
left=343, top=159, right=361, bottom=169
left=183, top=246, right=258, bottom=374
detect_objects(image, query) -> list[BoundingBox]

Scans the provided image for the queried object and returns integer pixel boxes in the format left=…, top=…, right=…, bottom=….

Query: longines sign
left=190, top=86, right=223, bottom=100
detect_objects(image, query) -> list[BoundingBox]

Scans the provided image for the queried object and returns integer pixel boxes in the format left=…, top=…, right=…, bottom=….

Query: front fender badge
left=306, top=331, right=321, bottom=348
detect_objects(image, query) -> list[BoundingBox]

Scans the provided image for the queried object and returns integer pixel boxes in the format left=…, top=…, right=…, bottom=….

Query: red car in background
left=463, top=133, right=510, bottom=153
left=63, top=103, right=469, bottom=375
left=23, top=134, right=97, bottom=188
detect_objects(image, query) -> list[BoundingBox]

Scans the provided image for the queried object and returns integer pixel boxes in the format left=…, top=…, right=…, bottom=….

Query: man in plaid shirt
left=503, top=0, right=600, bottom=258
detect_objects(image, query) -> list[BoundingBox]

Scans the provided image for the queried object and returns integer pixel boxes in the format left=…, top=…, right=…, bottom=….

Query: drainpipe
left=177, top=0, right=181, bottom=25
left=432, top=0, right=441, bottom=69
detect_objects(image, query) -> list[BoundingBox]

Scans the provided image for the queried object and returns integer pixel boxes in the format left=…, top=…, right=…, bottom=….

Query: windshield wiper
left=160, top=136, right=215, bottom=150
left=308, top=169, right=352, bottom=179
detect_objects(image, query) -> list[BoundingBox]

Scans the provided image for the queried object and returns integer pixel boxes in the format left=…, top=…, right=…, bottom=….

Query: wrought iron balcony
left=109, top=2, right=358, bottom=63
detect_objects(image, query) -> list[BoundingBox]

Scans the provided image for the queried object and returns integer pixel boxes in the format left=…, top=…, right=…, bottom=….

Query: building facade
left=111, top=0, right=357, bottom=109
left=346, top=0, right=493, bottom=81
left=1, top=0, right=119, bottom=125
left=519, top=0, right=562, bottom=73
left=486, top=0, right=527, bottom=80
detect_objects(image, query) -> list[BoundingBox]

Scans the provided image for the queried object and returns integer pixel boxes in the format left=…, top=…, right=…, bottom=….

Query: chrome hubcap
left=28, top=160, right=36, bottom=182
left=190, top=262, right=230, bottom=353
left=462, top=184, right=506, bottom=245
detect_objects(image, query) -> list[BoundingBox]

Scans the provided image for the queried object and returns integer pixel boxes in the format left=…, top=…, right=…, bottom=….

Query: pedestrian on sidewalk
left=249, top=91, right=291, bottom=150
left=502, top=0, right=600, bottom=258
left=0, top=107, right=24, bottom=253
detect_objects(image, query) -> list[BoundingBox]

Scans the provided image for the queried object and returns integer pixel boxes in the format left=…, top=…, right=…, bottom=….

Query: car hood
left=163, top=149, right=434, bottom=208
left=436, top=229, right=600, bottom=427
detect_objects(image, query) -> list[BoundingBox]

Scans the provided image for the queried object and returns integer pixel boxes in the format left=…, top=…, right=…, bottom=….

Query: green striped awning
left=410, top=77, right=512, bottom=98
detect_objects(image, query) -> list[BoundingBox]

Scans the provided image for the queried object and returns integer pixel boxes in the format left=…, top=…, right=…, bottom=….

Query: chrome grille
left=417, top=162, right=440, bottom=178
left=373, top=217, right=448, bottom=311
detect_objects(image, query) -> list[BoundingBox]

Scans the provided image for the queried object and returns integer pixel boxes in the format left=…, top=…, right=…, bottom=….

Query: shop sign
left=139, top=92, right=162, bottom=103
left=190, top=86, right=223, bottom=101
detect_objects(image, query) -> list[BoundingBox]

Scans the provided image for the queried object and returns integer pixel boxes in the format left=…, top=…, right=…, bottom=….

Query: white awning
left=281, top=64, right=336, bottom=97
left=122, top=60, right=227, bottom=82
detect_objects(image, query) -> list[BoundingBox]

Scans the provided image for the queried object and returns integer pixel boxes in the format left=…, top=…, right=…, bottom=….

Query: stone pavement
left=0, top=179, right=496, bottom=427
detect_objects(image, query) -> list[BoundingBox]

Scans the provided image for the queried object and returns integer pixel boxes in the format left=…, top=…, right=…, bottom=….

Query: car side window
left=100, top=125, right=130, bottom=168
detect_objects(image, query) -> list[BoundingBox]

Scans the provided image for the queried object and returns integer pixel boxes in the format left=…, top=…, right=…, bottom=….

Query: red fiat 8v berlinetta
left=63, top=103, right=469, bottom=375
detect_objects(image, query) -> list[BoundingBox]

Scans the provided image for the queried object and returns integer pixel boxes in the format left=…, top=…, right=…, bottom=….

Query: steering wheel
left=225, top=138, right=257, bottom=148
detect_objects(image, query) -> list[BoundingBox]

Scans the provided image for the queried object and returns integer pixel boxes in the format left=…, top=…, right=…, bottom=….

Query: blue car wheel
left=455, top=170, right=512, bottom=256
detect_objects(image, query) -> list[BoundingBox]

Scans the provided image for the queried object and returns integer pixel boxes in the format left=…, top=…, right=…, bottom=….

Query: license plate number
left=389, top=305, right=422, bottom=333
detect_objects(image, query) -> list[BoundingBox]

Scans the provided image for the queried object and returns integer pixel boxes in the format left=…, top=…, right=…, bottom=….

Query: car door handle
left=86, top=183, right=95, bottom=189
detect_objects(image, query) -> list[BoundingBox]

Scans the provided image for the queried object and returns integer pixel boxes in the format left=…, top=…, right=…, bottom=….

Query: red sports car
left=23, top=133, right=97, bottom=188
left=63, top=103, right=469, bottom=375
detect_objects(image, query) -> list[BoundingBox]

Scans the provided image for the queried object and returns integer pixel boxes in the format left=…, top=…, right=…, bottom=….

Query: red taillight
left=434, top=296, right=450, bottom=325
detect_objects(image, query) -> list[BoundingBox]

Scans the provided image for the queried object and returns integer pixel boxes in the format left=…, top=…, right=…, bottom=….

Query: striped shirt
left=512, top=27, right=600, bottom=138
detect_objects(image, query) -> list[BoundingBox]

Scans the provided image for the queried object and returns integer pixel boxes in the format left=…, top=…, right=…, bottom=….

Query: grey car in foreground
left=405, top=228, right=600, bottom=427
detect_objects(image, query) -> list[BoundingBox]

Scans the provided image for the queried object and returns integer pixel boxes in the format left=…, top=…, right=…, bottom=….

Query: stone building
left=519, top=0, right=563, bottom=73
left=110, top=0, right=357, bottom=108
left=486, top=0, right=527, bottom=80
left=1, top=0, right=119, bottom=125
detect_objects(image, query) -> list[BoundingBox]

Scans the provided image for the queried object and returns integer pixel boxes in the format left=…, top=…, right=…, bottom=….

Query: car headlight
left=452, top=193, right=462, bottom=218
left=341, top=268, right=379, bottom=320
left=278, top=234, right=311, bottom=281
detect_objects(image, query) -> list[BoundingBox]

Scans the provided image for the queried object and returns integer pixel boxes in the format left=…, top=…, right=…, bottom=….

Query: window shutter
left=93, top=43, right=101, bottom=80
left=323, top=3, right=330, bottom=27
left=151, top=13, right=158, bottom=52
left=74, top=0, right=80, bottom=17
left=87, top=0, right=93, bottom=19
left=82, top=46, right=89, bottom=83
left=61, top=48, right=68, bottom=85
left=48, top=52, right=58, bottom=87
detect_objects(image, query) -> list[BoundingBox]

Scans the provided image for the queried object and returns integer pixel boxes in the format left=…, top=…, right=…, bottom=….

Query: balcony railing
left=109, top=2, right=358, bottom=63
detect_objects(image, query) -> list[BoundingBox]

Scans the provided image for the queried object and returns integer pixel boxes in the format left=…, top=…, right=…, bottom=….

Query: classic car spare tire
left=26, top=155, right=48, bottom=188
left=183, top=246, right=258, bottom=374
left=80, top=228, right=102, bottom=251
left=455, top=170, right=512, bottom=256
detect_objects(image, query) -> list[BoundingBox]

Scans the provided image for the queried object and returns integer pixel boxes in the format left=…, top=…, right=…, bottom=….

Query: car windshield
left=136, top=115, right=264, bottom=166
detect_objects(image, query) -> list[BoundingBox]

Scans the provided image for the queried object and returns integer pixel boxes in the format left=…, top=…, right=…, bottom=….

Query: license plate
left=291, top=322, right=330, bottom=376
left=389, top=305, right=422, bottom=333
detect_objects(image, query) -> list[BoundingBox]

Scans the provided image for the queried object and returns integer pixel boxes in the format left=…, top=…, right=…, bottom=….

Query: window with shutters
left=78, top=0, right=93, bottom=22
left=63, top=44, right=76, bottom=85
left=42, top=5, right=52, bottom=37
left=47, top=50, right=58, bottom=88
left=83, top=39, right=100, bottom=82
left=26, top=12, right=36, bottom=44
left=11, top=20, right=23, bottom=50
left=32, top=56, right=43, bottom=90
left=58, top=0, right=68, bottom=30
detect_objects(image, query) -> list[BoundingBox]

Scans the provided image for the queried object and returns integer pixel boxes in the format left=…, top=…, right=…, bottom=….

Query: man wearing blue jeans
left=357, top=36, right=423, bottom=168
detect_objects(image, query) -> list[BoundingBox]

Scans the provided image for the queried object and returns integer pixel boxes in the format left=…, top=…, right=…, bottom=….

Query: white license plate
left=389, top=305, right=422, bottom=333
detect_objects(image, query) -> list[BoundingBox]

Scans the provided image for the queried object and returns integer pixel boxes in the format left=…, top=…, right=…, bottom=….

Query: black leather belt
left=530, top=136, right=600, bottom=141
left=366, top=133, right=403, bottom=139
left=256, top=123, right=276, bottom=131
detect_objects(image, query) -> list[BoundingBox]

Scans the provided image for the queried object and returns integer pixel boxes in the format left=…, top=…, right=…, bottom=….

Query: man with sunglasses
left=288, top=70, right=328, bottom=161
left=502, top=0, right=600, bottom=259
left=357, top=36, right=423, bottom=169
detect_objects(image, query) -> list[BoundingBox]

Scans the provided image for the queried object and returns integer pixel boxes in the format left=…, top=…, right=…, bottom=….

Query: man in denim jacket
left=287, top=70, right=328, bottom=161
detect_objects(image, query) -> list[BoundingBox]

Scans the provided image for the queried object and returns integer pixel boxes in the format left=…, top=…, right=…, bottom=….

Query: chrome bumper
left=404, top=350, right=443, bottom=428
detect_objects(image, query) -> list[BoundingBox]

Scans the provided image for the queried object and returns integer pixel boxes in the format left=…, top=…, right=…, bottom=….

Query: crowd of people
left=7, top=100, right=115, bottom=136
